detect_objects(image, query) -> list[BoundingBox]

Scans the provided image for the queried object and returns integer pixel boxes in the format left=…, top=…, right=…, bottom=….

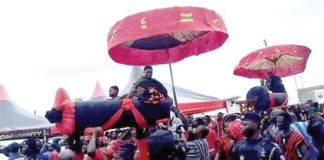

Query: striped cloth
left=277, top=131, right=307, bottom=160
left=186, top=139, right=210, bottom=160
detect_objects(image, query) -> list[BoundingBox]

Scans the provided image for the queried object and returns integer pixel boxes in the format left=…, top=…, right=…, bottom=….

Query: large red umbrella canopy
left=233, top=44, right=311, bottom=79
left=107, top=6, right=228, bottom=65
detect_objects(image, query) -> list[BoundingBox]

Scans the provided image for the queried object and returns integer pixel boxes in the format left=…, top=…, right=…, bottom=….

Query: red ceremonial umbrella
left=107, top=6, right=228, bottom=108
left=233, top=44, right=311, bottom=79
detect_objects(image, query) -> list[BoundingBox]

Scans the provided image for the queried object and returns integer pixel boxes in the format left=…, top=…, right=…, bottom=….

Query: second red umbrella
left=234, top=44, right=311, bottom=79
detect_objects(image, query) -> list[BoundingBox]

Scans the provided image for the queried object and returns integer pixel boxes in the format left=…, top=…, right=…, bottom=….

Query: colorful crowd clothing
left=216, top=121, right=243, bottom=160
left=277, top=131, right=307, bottom=160
left=206, top=128, right=218, bottom=157
left=186, top=139, right=210, bottom=160
left=216, top=135, right=233, bottom=160
left=214, top=119, right=223, bottom=139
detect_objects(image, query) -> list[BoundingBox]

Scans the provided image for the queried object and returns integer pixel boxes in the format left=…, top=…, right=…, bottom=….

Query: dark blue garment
left=148, top=129, right=176, bottom=160
left=41, top=151, right=51, bottom=160
left=246, top=86, right=270, bottom=111
left=231, top=137, right=284, bottom=160
left=8, top=152, right=26, bottom=160
left=267, top=76, right=287, bottom=93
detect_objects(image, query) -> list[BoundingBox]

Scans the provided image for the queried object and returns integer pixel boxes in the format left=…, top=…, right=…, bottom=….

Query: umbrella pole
left=263, top=39, right=268, bottom=47
left=167, top=50, right=179, bottom=112
left=294, top=75, right=299, bottom=90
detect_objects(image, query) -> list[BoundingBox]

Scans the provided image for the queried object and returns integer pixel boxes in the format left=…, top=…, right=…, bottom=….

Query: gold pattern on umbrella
left=245, top=48, right=303, bottom=70
left=180, top=12, right=194, bottom=22
left=140, top=17, right=147, bottom=29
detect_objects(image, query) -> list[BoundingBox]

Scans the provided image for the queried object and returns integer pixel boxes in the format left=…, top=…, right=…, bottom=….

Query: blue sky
left=0, top=0, right=323, bottom=116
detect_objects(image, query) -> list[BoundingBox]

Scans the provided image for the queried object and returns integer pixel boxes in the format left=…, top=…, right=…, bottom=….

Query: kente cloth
left=277, top=131, right=306, bottom=160
left=186, top=139, right=210, bottom=160
left=135, top=78, right=168, bottom=104
left=113, top=139, right=136, bottom=160
left=269, top=93, right=288, bottom=109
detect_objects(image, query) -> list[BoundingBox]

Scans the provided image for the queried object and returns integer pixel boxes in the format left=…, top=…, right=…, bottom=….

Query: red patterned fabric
left=108, top=7, right=228, bottom=66
left=147, top=87, right=165, bottom=104
left=53, top=88, right=75, bottom=135
left=269, top=93, right=288, bottom=109
left=234, top=44, right=311, bottom=79
left=101, top=99, right=148, bottom=130
left=277, top=131, right=306, bottom=160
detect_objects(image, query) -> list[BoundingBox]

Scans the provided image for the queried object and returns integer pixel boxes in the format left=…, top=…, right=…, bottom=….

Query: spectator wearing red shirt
left=214, top=112, right=224, bottom=139
left=206, top=127, right=218, bottom=159
left=83, top=127, right=107, bottom=160
left=134, top=128, right=150, bottom=160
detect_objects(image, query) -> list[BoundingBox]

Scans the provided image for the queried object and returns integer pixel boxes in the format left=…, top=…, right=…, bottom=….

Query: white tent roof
left=120, top=67, right=219, bottom=103
left=0, top=85, right=50, bottom=132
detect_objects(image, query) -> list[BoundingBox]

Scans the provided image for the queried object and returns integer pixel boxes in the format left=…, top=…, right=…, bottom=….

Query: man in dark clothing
left=263, top=109, right=284, bottom=142
left=215, top=112, right=224, bottom=139
left=8, top=142, right=25, bottom=160
left=231, top=112, right=285, bottom=160
left=266, top=72, right=286, bottom=93
left=134, top=66, right=154, bottom=85
left=132, top=66, right=168, bottom=104
left=109, top=85, right=120, bottom=100
left=307, top=113, right=324, bottom=159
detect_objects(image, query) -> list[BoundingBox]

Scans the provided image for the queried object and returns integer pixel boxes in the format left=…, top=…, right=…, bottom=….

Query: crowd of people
left=1, top=67, right=323, bottom=160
